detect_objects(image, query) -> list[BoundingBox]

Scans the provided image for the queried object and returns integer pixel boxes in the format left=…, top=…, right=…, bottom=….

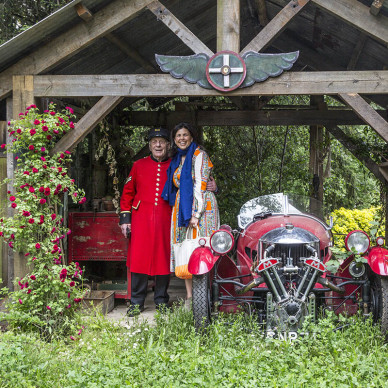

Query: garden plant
left=0, top=104, right=86, bottom=340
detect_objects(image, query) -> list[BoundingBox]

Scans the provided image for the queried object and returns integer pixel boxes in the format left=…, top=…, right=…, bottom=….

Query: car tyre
left=192, top=273, right=211, bottom=330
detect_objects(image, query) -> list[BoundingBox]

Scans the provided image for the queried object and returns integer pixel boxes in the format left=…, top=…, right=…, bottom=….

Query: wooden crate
left=82, top=291, right=115, bottom=315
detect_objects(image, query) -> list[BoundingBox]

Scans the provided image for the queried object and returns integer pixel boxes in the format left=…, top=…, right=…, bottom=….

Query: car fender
left=188, top=246, right=219, bottom=275
left=366, top=246, right=388, bottom=276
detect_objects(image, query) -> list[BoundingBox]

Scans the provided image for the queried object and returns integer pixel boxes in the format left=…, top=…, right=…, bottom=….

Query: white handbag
left=173, top=226, right=210, bottom=279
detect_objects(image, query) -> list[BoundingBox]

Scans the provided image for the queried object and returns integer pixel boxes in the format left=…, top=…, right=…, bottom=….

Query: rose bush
left=0, top=103, right=86, bottom=340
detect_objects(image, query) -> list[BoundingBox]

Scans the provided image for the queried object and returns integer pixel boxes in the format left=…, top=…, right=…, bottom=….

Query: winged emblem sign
left=155, top=50, right=299, bottom=92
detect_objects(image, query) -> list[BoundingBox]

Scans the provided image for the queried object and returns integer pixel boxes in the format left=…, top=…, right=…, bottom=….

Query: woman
left=162, top=123, right=219, bottom=308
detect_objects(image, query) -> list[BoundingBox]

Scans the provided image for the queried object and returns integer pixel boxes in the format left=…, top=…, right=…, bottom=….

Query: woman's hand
left=189, top=216, right=199, bottom=228
left=120, top=223, right=131, bottom=238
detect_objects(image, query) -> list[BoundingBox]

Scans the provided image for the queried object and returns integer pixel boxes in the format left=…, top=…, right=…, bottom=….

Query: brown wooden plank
left=146, top=1, right=213, bottom=56
left=122, top=109, right=385, bottom=127
left=75, top=3, right=93, bottom=22
left=12, top=75, right=35, bottom=119
left=0, top=0, right=153, bottom=100
left=241, top=0, right=311, bottom=55
left=312, top=0, right=388, bottom=45
left=50, top=96, right=123, bottom=155
left=347, top=33, right=368, bottom=70
left=339, top=93, right=388, bottom=142
left=217, top=0, right=240, bottom=52
left=33, top=71, right=388, bottom=97
left=255, top=0, right=269, bottom=26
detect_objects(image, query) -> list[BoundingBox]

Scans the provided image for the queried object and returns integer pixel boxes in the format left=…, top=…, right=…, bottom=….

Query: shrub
left=0, top=103, right=86, bottom=340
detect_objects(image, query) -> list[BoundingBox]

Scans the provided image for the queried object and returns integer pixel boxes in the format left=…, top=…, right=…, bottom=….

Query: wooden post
left=309, top=96, right=325, bottom=215
left=10, top=76, right=36, bottom=287
left=217, top=0, right=240, bottom=52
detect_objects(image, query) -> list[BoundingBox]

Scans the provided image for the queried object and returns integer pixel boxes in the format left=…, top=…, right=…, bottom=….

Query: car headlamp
left=210, top=230, right=234, bottom=254
left=345, top=230, right=370, bottom=254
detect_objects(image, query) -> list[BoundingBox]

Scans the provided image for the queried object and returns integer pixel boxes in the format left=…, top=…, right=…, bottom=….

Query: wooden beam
left=217, top=0, right=240, bottom=52
left=50, top=96, right=123, bottom=155
left=0, top=0, right=153, bottom=100
left=326, top=125, right=386, bottom=183
left=146, top=1, right=213, bottom=56
left=33, top=71, right=388, bottom=97
left=241, top=0, right=311, bottom=55
left=255, top=0, right=269, bottom=27
left=339, top=93, right=388, bottom=142
left=312, top=0, right=388, bottom=46
left=121, top=109, right=386, bottom=127
left=370, top=0, right=384, bottom=16
left=12, top=76, right=34, bottom=116
left=347, top=33, right=368, bottom=70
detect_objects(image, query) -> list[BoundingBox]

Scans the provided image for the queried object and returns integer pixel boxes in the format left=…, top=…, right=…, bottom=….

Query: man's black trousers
left=130, top=272, right=170, bottom=307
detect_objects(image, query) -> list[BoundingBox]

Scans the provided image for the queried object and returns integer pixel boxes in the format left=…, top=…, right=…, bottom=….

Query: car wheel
left=371, top=276, right=388, bottom=335
left=192, top=273, right=211, bottom=330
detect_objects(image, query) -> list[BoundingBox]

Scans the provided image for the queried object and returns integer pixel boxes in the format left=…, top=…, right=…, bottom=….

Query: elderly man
left=119, top=128, right=172, bottom=315
left=120, top=127, right=216, bottom=315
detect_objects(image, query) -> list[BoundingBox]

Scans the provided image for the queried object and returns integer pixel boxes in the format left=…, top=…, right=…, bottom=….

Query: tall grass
left=1, top=307, right=388, bottom=387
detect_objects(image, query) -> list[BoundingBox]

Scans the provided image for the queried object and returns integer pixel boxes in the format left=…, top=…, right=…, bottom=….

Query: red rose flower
left=30, top=129, right=36, bottom=135
left=9, top=196, right=16, bottom=201
left=28, top=218, right=35, bottom=224
left=44, top=188, right=51, bottom=196
left=41, top=157, right=46, bottom=161
left=79, top=197, right=86, bottom=204
left=32, top=168, right=38, bottom=173
left=70, top=122, right=75, bottom=129
left=27, top=289, right=31, bottom=294
left=30, top=275, right=36, bottom=280
left=35, top=243, right=41, bottom=249
left=16, top=128, right=22, bottom=134
left=29, top=187, right=35, bottom=193
left=46, top=306, right=51, bottom=310
left=51, top=214, right=56, bottom=220
left=23, top=171, right=30, bottom=175
left=34, top=119, right=40, bottom=125
left=0, top=144, right=5, bottom=149
left=19, top=299, right=22, bottom=304
left=70, top=281, right=75, bottom=287
left=50, top=111, right=55, bottom=116
left=39, top=198, right=46, bottom=204
left=43, top=165, right=47, bottom=169
left=28, top=145, right=34, bottom=151
left=42, top=126, right=48, bottom=132
left=11, top=203, right=17, bottom=208
left=47, top=135, right=52, bottom=140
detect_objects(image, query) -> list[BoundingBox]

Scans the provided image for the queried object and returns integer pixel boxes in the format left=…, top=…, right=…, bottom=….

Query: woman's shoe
left=184, top=297, right=192, bottom=310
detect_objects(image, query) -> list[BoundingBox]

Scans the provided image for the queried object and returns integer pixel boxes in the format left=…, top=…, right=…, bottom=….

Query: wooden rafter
left=50, top=96, right=124, bottom=155
left=370, top=0, right=384, bottom=16
left=312, top=0, right=388, bottom=45
left=121, top=109, right=387, bottom=127
left=0, top=0, right=154, bottom=100
left=241, top=0, right=311, bottom=55
left=339, top=93, right=388, bottom=142
left=146, top=1, right=213, bottom=56
left=255, top=0, right=269, bottom=27
left=347, top=33, right=368, bottom=70
left=32, top=71, right=388, bottom=97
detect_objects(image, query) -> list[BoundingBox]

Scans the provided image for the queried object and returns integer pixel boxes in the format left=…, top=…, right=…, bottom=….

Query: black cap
left=148, top=127, right=169, bottom=141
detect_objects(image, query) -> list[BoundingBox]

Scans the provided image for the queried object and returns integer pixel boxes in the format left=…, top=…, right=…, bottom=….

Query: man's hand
left=120, top=223, right=131, bottom=238
left=206, top=176, right=217, bottom=192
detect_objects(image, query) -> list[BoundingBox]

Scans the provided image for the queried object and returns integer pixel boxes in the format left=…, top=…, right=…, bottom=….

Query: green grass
left=1, top=306, right=388, bottom=388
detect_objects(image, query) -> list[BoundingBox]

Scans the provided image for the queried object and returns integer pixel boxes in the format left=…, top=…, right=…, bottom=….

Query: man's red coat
left=120, top=156, right=171, bottom=275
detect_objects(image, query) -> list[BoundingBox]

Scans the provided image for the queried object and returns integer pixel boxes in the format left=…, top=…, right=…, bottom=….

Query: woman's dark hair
left=170, top=122, right=202, bottom=156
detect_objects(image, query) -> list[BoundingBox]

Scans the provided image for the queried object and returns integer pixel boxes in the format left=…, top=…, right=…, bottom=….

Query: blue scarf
left=162, top=142, right=197, bottom=227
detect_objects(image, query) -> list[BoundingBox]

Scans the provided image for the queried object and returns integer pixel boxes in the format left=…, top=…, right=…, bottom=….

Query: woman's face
left=174, top=127, right=193, bottom=151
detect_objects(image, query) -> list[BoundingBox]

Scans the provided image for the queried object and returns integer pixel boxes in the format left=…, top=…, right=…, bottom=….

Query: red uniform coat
left=120, top=156, right=171, bottom=275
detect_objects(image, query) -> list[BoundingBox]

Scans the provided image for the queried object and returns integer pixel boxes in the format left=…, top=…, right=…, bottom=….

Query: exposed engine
left=256, top=224, right=325, bottom=331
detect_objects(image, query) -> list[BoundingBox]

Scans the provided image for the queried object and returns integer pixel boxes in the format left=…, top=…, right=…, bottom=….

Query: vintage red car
left=188, top=193, right=388, bottom=333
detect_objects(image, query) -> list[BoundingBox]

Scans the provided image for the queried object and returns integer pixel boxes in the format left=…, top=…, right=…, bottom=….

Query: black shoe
left=127, top=304, right=144, bottom=317
left=155, top=303, right=170, bottom=313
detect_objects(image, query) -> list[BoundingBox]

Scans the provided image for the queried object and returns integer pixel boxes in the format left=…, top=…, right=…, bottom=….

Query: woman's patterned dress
left=170, top=147, right=220, bottom=272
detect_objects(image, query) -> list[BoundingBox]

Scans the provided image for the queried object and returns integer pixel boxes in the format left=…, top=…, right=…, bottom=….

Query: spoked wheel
left=192, top=273, right=212, bottom=330
left=370, top=276, right=388, bottom=335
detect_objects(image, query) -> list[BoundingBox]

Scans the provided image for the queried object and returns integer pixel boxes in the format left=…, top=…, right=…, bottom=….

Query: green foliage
left=0, top=104, right=85, bottom=340
left=0, top=309, right=388, bottom=387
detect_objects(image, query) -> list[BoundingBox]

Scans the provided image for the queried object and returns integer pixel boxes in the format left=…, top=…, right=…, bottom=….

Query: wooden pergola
left=0, top=0, right=388, bottom=288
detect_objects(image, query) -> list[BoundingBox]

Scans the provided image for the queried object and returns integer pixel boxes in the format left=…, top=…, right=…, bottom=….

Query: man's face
left=149, top=137, right=169, bottom=161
